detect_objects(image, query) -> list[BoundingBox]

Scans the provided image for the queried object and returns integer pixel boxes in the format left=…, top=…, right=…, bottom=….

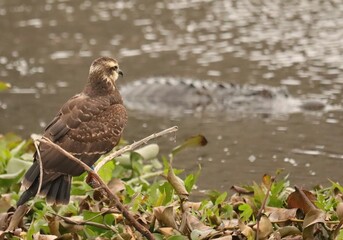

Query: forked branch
left=39, top=126, right=178, bottom=240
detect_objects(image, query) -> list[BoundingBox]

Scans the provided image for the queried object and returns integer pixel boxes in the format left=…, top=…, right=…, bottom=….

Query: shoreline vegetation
left=0, top=128, right=342, bottom=240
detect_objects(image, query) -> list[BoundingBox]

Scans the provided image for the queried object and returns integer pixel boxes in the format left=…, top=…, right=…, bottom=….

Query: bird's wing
left=37, top=93, right=127, bottom=177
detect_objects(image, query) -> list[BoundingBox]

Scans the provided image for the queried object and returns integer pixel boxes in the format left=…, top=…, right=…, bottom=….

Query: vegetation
left=0, top=132, right=343, bottom=240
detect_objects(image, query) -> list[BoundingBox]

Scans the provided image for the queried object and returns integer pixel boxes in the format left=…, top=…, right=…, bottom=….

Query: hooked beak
left=118, top=70, right=124, bottom=77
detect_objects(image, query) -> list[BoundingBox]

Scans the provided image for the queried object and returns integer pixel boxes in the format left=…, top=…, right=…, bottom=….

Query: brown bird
left=17, top=57, right=127, bottom=206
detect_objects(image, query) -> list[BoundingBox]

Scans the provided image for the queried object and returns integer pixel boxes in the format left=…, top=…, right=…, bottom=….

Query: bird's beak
left=118, top=70, right=124, bottom=77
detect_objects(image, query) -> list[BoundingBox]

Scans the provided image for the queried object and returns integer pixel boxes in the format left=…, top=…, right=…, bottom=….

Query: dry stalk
left=94, top=126, right=178, bottom=172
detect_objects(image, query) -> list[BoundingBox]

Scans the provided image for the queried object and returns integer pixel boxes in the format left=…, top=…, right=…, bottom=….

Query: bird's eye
left=111, top=66, right=118, bottom=72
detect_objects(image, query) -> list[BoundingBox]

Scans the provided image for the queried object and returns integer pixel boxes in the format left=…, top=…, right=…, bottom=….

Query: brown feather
left=18, top=57, right=127, bottom=206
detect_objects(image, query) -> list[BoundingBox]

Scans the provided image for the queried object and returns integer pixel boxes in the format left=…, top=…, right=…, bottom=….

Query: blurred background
left=0, top=0, right=342, bottom=193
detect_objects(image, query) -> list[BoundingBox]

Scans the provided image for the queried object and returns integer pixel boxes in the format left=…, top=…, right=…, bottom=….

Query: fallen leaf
left=265, top=206, right=298, bottom=222
left=158, top=227, right=177, bottom=237
left=336, top=202, right=343, bottom=220
left=6, top=205, right=28, bottom=231
left=287, top=187, right=316, bottom=214
left=108, top=178, right=125, bottom=194
left=275, top=226, right=301, bottom=238
left=167, top=164, right=189, bottom=201
left=302, top=209, right=327, bottom=240
left=230, top=185, right=254, bottom=195
left=153, top=206, right=178, bottom=229
left=253, top=215, right=273, bottom=239
left=33, top=233, right=58, bottom=240
left=239, top=220, right=255, bottom=240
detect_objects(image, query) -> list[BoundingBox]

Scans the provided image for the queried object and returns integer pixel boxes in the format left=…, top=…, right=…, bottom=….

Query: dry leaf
left=153, top=206, right=178, bottom=229
left=336, top=202, right=343, bottom=220
left=108, top=178, right=125, bottom=194
left=253, top=215, right=273, bottom=239
left=167, top=164, right=189, bottom=200
left=239, top=220, right=255, bottom=240
left=302, top=209, right=327, bottom=240
left=287, top=187, right=316, bottom=214
left=6, top=205, right=28, bottom=231
left=265, top=207, right=298, bottom=222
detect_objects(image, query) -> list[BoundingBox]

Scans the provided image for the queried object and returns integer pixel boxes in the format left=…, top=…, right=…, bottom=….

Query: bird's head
left=88, top=57, right=123, bottom=93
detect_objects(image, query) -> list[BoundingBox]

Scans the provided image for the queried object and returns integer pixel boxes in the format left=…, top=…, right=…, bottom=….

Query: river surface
left=0, top=0, right=343, bottom=193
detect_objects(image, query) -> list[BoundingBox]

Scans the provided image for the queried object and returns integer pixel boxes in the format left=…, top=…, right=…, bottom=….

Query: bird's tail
left=17, top=163, right=71, bottom=206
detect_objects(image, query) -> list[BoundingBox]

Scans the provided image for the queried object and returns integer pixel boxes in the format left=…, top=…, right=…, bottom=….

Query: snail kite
left=17, top=57, right=128, bottom=205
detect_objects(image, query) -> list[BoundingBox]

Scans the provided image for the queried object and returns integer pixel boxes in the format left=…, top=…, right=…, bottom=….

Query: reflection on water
left=0, top=0, right=343, bottom=192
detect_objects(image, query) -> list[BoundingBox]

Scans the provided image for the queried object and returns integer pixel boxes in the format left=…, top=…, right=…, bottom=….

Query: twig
left=39, top=137, right=155, bottom=240
left=94, top=126, right=178, bottom=172
left=126, top=171, right=164, bottom=185
left=33, top=139, right=43, bottom=198
left=255, top=176, right=275, bottom=240
left=56, top=213, right=116, bottom=231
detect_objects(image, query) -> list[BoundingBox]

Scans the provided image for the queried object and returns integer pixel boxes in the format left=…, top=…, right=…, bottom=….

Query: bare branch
left=33, top=140, right=43, bottom=198
left=39, top=136, right=155, bottom=240
left=94, top=125, right=178, bottom=172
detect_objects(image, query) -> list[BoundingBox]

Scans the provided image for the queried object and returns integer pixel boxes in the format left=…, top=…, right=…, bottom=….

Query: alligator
left=120, top=77, right=336, bottom=117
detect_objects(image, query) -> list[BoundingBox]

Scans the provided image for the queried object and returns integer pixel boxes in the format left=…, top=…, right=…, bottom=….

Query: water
left=0, top=0, right=343, bottom=193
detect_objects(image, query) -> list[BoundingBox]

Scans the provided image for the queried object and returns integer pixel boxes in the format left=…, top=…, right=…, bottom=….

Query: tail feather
left=55, top=175, right=71, bottom=205
left=46, top=176, right=63, bottom=204
left=17, top=179, right=39, bottom=206
left=17, top=173, right=72, bottom=206
left=22, top=162, right=40, bottom=188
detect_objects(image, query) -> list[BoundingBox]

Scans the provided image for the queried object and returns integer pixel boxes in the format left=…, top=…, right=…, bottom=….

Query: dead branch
left=94, top=126, right=178, bottom=172
left=39, top=136, right=156, bottom=240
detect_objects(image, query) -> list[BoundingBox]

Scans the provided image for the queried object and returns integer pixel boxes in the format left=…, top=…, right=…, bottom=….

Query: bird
left=17, top=57, right=128, bottom=206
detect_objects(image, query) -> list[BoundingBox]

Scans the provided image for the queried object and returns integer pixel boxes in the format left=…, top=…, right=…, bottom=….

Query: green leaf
left=103, top=213, right=115, bottom=225
left=10, top=140, right=27, bottom=157
left=97, top=161, right=115, bottom=184
left=184, top=174, right=196, bottom=193
left=134, top=144, right=159, bottom=160
left=0, top=81, right=11, bottom=92
left=172, top=135, right=207, bottom=156
left=6, top=157, right=32, bottom=174
left=83, top=210, right=103, bottom=223
left=27, top=218, right=46, bottom=240
left=0, top=170, right=25, bottom=186
left=215, top=192, right=227, bottom=205
left=238, top=203, right=253, bottom=222
left=167, top=235, right=188, bottom=240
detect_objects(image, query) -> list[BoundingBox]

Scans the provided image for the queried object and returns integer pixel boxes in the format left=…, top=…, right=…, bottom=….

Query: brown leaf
left=153, top=206, right=178, bottom=229
left=6, top=204, right=28, bottom=231
left=265, top=207, right=298, bottom=222
left=182, top=201, right=201, bottom=211
left=33, top=233, right=58, bottom=240
left=230, top=185, right=254, bottom=195
left=108, top=178, right=125, bottom=194
left=287, top=187, right=316, bottom=214
left=158, top=227, right=178, bottom=237
left=302, top=209, right=327, bottom=240
left=336, top=202, right=343, bottom=221
left=262, top=174, right=272, bottom=187
left=303, top=209, right=326, bottom=229
left=253, top=215, right=273, bottom=239
left=274, top=226, right=301, bottom=238
left=0, top=213, right=9, bottom=230
left=0, top=194, right=12, bottom=213
left=167, top=164, right=189, bottom=201
left=239, top=220, right=255, bottom=240
left=188, top=213, right=217, bottom=240
left=186, top=212, right=211, bottom=231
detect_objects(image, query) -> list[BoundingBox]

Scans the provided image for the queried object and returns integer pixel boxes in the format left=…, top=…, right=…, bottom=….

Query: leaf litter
left=0, top=134, right=343, bottom=239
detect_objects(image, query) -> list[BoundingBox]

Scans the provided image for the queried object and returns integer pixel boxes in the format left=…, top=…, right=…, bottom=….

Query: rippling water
left=0, top=0, right=343, bottom=192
